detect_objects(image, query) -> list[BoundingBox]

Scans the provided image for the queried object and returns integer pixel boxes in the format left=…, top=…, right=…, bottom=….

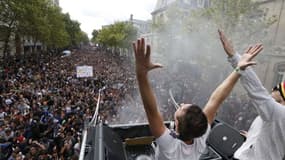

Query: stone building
left=254, top=0, right=285, bottom=89
left=152, top=0, right=210, bottom=24
left=129, top=14, right=152, bottom=44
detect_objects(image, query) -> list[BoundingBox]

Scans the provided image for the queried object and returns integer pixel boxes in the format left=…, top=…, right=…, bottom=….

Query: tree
left=62, top=13, right=83, bottom=48
left=96, top=21, right=137, bottom=53
left=78, top=31, right=90, bottom=46
left=0, top=0, right=27, bottom=58
left=18, top=0, right=51, bottom=54
left=0, top=0, right=88, bottom=61
left=46, top=5, right=69, bottom=49
left=121, top=22, right=137, bottom=50
left=91, top=29, right=99, bottom=43
left=152, top=0, right=278, bottom=63
left=194, top=0, right=278, bottom=44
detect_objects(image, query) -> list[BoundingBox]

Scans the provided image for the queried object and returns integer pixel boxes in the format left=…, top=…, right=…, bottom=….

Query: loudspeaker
left=94, top=124, right=126, bottom=160
left=206, top=123, right=245, bottom=160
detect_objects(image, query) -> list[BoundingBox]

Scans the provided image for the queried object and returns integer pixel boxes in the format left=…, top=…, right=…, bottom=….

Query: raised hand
left=132, top=38, right=166, bottom=138
left=132, top=38, right=162, bottom=75
left=218, top=29, right=235, bottom=57
left=237, top=44, right=263, bottom=70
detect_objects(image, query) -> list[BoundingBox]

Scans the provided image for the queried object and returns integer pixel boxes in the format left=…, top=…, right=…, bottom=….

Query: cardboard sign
left=76, top=66, right=93, bottom=78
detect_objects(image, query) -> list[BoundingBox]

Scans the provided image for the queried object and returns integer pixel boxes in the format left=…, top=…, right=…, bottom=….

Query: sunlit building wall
left=129, top=14, right=152, bottom=45
left=256, top=0, right=285, bottom=89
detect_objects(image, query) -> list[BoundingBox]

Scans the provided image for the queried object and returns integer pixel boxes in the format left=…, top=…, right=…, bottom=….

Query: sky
left=60, top=0, right=157, bottom=38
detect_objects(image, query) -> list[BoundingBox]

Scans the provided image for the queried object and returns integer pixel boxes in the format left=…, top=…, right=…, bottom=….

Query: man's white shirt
left=229, top=54, right=285, bottom=160
left=155, top=125, right=211, bottom=160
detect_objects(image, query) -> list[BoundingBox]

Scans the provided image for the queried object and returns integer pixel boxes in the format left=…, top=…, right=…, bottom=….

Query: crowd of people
left=0, top=46, right=257, bottom=159
left=0, top=49, right=136, bottom=160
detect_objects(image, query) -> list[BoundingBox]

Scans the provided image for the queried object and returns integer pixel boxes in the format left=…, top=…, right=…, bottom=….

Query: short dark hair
left=177, top=105, right=208, bottom=141
left=272, top=81, right=285, bottom=101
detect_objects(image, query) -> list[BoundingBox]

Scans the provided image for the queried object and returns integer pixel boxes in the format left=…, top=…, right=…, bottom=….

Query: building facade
left=129, top=14, right=152, bottom=45
left=258, top=0, right=285, bottom=46
left=257, top=0, right=285, bottom=89
left=152, top=0, right=210, bottom=24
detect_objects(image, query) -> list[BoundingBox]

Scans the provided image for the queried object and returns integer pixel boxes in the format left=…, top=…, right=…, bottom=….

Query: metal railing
left=79, top=86, right=105, bottom=160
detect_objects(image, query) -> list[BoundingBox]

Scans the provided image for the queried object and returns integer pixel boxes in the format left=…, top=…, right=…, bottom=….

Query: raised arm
left=218, top=29, right=235, bottom=58
left=203, top=43, right=262, bottom=124
left=218, top=30, right=285, bottom=121
left=203, top=72, right=240, bottom=124
left=132, top=38, right=166, bottom=138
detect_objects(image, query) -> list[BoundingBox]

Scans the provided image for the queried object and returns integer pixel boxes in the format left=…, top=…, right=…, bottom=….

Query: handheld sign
left=76, top=66, right=93, bottom=78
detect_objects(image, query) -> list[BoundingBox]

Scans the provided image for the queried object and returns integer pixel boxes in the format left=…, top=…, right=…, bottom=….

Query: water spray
left=169, top=89, right=180, bottom=110
left=90, top=86, right=107, bottom=126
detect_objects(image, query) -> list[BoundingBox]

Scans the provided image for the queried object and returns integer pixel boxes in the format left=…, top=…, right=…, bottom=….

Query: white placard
left=76, top=66, right=93, bottom=78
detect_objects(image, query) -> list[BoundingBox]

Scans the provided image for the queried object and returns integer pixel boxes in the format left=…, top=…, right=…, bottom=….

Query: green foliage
left=193, top=0, right=278, bottom=42
left=96, top=22, right=137, bottom=51
left=0, top=0, right=24, bottom=27
left=0, top=0, right=29, bottom=55
left=152, top=0, right=278, bottom=58
left=78, top=31, right=90, bottom=45
left=91, top=29, right=99, bottom=43
left=18, top=0, right=51, bottom=44
left=63, top=13, right=83, bottom=47
left=0, top=0, right=89, bottom=56
left=46, top=6, right=69, bottom=48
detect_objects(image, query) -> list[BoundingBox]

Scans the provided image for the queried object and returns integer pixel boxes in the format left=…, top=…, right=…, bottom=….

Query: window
left=183, top=0, right=191, bottom=5
left=162, top=0, right=167, bottom=6
left=274, top=63, right=285, bottom=87
left=204, top=0, right=210, bottom=8
left=197, top=0, right=204, bottom=8
left=276, top=71, right=285, bottom=83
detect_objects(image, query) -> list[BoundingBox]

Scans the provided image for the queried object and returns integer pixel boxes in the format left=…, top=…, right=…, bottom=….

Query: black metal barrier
left=83, top=120, right=245, bottom=160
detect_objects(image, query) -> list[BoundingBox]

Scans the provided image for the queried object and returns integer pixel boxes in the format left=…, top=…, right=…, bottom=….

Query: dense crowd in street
left=0, top=47, right=257, bottom=159
left=0, top=48, right=136, bottom=160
